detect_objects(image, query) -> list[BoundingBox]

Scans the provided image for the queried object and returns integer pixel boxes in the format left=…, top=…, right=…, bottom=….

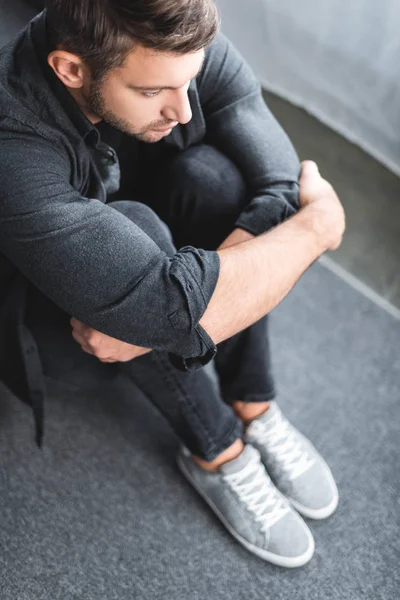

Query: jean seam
left=156, top=352, right=219, bottom=453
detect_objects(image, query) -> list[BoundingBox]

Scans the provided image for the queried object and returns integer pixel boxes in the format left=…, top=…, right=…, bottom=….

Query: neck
left=67, top=87, right=102, bottom=125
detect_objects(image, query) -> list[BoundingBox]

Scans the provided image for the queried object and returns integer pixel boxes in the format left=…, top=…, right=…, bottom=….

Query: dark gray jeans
left=27, top=144, right=276, bottom=461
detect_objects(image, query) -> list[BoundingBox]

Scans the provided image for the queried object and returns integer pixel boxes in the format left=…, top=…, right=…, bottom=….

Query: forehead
left=114, top=45, right=205, bottom=88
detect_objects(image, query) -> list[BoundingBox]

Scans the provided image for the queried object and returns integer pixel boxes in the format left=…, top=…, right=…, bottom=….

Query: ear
left=47, top=50, right=88, bottom=89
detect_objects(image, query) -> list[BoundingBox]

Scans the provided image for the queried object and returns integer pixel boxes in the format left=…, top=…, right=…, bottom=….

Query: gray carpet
left=1, top=5, right=399, bottom=597
left=1, top=261, right=399, bottom=600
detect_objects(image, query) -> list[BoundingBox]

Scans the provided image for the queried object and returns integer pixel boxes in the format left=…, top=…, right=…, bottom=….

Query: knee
left=164, top=145, right=248, bottom=209
left=109, top=200, right=176, bottom=256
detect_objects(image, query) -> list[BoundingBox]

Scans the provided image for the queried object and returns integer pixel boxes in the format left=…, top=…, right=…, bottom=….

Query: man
left=0, top=0, right=345, bottom=568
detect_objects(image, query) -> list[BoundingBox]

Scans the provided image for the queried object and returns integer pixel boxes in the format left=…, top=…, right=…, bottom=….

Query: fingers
left=70, top=317, right=96, bottom=346
left=70, top=316, right=84, bottom=331
left=70, top=316, right=152, bottom=363
left=300, top=160, right=320, bottom=182
left=98, top=357, right=119, bottom=363
left=301, top=160, right=319, bottom=174
left=71, top=328, right=94, bottom=355
left=70, top=317, right=114, bottom=361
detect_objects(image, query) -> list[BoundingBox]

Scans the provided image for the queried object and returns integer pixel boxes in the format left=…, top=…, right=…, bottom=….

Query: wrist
left=296, top=205, right=330, bottom=254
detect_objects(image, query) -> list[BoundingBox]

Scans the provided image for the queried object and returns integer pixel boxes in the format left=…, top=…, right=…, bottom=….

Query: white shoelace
left=223, top=452, right=289, bottom=532
left=250, top=409, right=315, bottom=480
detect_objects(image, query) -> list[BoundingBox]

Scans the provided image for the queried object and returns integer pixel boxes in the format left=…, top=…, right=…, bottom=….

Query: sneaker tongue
left=219, top=444, right=259, bottom=476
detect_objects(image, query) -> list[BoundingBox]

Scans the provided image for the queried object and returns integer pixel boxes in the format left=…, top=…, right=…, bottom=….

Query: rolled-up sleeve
left=0, top=140, right=220, bottom=368
left=199, top=32, right=301, bottom=236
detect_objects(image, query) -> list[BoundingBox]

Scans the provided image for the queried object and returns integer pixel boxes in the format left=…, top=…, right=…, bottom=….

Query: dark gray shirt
left=0, top=11, right=300, bottom=441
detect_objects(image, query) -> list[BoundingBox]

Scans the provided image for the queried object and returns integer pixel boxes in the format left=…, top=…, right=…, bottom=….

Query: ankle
left=192, top=438, right=244, bottom=472
left=232, top=401, right=271, bottom=425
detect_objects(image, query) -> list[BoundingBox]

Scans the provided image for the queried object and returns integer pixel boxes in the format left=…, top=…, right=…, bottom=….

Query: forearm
left=218, top=228, right=255, bottom=250
left=67, top=161, right=344, bottom=367
left=200, top=207, right=324, bottom=344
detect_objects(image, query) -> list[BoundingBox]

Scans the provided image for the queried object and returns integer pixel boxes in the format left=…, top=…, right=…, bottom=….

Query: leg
left=26, top=200, right=242, bottom=463
left=110, top=201, right=244, bottom=463
left=111, top=161, right=318, bottom=565
left=141, top=144, right=276, bottom=415
left=25, top=191, right=323, bottom=566
left=145, top=146, right=338, bottom=523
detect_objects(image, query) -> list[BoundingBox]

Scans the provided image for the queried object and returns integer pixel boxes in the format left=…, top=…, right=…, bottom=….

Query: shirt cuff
left=168, top=246, right=220, bottom=371
left=168, top=327, right=217, bottom=372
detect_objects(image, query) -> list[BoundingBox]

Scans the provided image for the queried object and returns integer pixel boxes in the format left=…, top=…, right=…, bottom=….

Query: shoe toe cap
left=267, top=509, right=315, bottom=561
left=287, top=462, right=339, bottom=519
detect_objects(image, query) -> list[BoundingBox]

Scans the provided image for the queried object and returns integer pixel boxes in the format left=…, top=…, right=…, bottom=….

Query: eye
left=142, top=90, right=161, bottom=98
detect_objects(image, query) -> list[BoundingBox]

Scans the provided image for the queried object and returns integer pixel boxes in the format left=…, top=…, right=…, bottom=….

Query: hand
left=299, top=161, right=346, bottom=251
left=70, top=318, right=152, bottom=363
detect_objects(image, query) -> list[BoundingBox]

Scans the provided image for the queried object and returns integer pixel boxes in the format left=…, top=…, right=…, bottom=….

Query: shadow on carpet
left=1, top=262, right=399, bottom=600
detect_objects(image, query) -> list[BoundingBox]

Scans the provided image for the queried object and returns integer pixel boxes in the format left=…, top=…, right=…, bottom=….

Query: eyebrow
left=127, top=56, right=205, bottom=92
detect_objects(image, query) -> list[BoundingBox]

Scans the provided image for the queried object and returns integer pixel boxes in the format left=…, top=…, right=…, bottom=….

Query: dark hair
left=45, top=0, right=220, bottom=81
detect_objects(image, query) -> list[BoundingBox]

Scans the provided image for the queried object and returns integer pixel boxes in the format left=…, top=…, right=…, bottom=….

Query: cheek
left=104, top=88, right=163, bottom=125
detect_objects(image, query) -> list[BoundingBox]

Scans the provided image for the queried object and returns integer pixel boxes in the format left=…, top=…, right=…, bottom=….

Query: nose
left=163, top=87, right=192, bottom=125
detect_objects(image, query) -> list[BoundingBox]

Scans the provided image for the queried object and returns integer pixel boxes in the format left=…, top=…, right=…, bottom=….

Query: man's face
left=82, top=46, right=205, bottom=143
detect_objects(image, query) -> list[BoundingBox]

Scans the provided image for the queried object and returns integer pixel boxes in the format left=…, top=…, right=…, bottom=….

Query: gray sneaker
left=177, top=444, right=314, bottom=567
left=244, top=402, right=339, bottom=519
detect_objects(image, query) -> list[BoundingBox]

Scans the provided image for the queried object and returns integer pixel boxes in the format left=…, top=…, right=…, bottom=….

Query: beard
left=84, top=79, right=175, bottom=143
